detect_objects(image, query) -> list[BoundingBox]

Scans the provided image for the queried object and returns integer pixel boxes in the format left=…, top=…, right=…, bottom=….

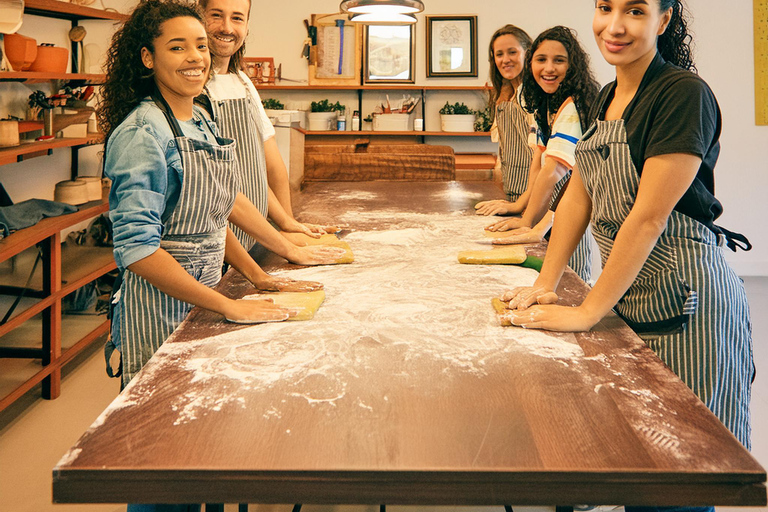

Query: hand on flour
left=475, top=199, right=523, bottom=216
left=486, top=216, right=527, bottom=232
left=501, top=285, right=559, bottom=310
left=507, top=304, right=597, bottom=332
left=288, top=245, right=347, bottom=266
left=224, top=298, right=295, bottom=324
left=491, top=226, right=544, bottom=245
left=252, top=275, right=323, bottom=293
left=303, top=223, right=342, bottom=235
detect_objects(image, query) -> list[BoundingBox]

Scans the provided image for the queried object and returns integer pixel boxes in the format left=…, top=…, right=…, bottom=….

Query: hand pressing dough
left=483, top=230, right=519, bottom=238
left=458, top=245, right=526, bottom=264
left=491, top=298, right=513, bottom=326
left=242, top=290, right=326, bottom=321
left=281, top=232, right=340, bottom=246
left=281, top=231, right=355, bottom=264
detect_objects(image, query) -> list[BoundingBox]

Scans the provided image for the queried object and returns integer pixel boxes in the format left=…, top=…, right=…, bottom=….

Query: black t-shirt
left=590, top=52, right=724, bottom=233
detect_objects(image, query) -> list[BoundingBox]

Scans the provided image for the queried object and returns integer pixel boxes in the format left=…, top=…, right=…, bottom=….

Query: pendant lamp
left=349, top=12, right=417, bottom=23
left=340, top=0, right=424, bottom=16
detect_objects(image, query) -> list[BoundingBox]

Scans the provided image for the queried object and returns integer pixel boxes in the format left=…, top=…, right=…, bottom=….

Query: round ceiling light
left=340, top=0, right=424, bottom=15
left=350, top=12, right=417, bottom=23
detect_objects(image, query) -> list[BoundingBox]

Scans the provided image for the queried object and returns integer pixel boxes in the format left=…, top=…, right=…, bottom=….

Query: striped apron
left=204, top=74, right=269, bottom=251
left=497, top=94, right=534, bottom=201
left=118, top=94, right=239, bottom=386
left=576, top=118, right=753, bottom=448
left=548, top=165, right=593, bottom=284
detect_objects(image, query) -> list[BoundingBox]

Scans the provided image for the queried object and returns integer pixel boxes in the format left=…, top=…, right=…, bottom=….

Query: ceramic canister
left=54, top=180, right=89, bottom=205
left=0, top=120, right=20, bottom=147
left=77, top=176, right=102, bottom=201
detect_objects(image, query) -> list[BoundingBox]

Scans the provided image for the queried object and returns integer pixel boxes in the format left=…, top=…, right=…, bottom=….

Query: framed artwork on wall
left=426, top=15, right=478, bottom=78
left=364, top=24, right=416, bottom=84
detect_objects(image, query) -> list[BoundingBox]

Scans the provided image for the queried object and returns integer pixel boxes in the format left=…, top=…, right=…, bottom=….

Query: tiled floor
left=1, top=279, right=766, bottom=512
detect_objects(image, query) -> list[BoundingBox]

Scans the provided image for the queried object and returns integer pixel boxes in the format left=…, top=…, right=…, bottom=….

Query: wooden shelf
left=0, top=133, right=103, bottom=166
left=296, top=128, right=491, bottom=137
left=0, top=72, right=106, bottom=84
left=0, top=199, right=108, bottom=262
left=258, top=84, right=490, bottom=91
left=24, top=0, right=128, bottom=21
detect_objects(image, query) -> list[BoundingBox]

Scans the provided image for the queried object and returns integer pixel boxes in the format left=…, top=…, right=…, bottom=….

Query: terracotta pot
left=3, top=33, right=37, bottom=71
left=29, top=45, right=68, bottom=73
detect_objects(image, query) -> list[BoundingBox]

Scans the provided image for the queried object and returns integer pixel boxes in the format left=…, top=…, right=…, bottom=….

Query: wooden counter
left=53, top=182, right=766, bottom=506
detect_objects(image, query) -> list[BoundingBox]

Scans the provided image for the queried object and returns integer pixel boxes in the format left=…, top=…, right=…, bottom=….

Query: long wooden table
left=53, top=182, right=766, bottom=506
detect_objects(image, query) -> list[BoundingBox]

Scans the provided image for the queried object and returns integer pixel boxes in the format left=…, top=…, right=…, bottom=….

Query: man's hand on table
left=250, top=275, right=324, bottom=293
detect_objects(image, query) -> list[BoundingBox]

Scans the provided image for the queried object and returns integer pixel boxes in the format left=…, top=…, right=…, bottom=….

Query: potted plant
left=308, top=99, right=344, bottom=131
left=262, top=98, right=284, bottom=117
left=474, top=102, right=493, bottom=133
left=439, top=101, right=477, bottom=132
left=362, top=114, right=373, bottom=131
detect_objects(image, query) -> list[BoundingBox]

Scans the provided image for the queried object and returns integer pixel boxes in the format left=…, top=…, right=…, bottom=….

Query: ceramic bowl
left=54, top=180, right=89, bottom=205
left=29, top=45, right=68, bottom=73
left=3, top=33, right=37, bottom=71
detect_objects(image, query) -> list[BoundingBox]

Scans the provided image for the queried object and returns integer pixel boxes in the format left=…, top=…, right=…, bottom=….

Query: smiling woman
left=98, top=8, right=299, bottom=508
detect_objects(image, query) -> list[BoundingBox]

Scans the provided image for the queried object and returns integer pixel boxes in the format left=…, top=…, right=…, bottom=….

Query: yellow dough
left=491, top=298, right=513, bottom=327
left=244, top=290, right=326, bottom=321
left=281, top=232, right=355, bottom=264
left=458, top=245, right=527, bottom=264
left=281, top=232, right=340, bottom=246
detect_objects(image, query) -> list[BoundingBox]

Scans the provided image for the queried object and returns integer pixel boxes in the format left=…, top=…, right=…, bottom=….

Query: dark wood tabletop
left=53, top=182, right=766, bottom=506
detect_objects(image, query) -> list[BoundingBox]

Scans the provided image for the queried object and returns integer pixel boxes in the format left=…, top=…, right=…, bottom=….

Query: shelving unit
left=0, top=2, right=124, bottom=412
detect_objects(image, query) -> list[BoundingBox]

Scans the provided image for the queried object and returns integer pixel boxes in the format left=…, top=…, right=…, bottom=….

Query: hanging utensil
left=68, top=25, right=86, bottom=74
left=335, top=19, right=345, bottom=76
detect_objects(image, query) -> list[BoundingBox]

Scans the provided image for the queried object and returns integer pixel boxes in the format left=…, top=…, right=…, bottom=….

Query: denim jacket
left=104, top=98, right=218, bottom=270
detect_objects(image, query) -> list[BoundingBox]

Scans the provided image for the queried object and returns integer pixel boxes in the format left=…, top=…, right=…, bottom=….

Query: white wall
left=2, top=0, right=765, bottom=275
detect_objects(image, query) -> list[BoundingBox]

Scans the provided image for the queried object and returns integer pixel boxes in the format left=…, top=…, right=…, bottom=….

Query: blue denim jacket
left=104, top=98, right=218, bottom=270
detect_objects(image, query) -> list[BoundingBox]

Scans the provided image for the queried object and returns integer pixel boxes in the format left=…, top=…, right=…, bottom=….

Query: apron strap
left=714, top=225, right=752, bottom=252
left=150, top=88, right=185, bottom=139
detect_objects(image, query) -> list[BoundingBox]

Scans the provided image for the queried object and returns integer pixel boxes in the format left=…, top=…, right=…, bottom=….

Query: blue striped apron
left=497, top=93, right=534, bottom=201
left=118, top=93, right=239, bottom=386
left=576, top=118, right=753, bottom=448
left=204, top=74, right=269, bottom=251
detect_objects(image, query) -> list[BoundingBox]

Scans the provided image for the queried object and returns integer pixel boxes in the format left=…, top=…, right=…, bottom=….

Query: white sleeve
left=239, top=70, right=276, bottom=141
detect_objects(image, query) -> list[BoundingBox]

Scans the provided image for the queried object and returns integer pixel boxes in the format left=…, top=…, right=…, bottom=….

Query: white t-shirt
left=206, top=70, right=276, bottom=141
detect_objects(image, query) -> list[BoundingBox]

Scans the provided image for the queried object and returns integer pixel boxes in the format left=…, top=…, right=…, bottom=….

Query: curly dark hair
left=488, top=25, right=533, bottom=108
left=98, top=0, right=205, bottom=141
left=521, top=26, right=600, bottom=144
left=658, top=0, right=696, bottom=72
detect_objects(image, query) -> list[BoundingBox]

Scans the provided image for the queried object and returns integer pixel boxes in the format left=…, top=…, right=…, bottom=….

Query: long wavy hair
left=198, top=0, right=251, bottom=73
left=521, top=26, right=600, bottom=143
left=657, top=0, right=696, bottom=72
left=98, top=0, right=206, bottom=141
left=488, top=25, right=532, bottom=108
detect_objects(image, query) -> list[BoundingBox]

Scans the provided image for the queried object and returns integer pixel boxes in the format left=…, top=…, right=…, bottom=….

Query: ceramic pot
left=0, top=0, right=24, bottom=34
left=307, top=112, right=337, bottom=131
left=440, top=114, right=476, bottom=132
left=0, top=120, right=20, bottom=147
left=54, top=180, right=89, bottom=205
left=29, top=45, right=68, bottom=73
left=3, top=33, right=37, bottom=71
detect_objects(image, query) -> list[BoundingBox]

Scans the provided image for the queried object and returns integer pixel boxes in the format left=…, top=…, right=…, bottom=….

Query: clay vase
left=4, top=33, right=37, bottom=71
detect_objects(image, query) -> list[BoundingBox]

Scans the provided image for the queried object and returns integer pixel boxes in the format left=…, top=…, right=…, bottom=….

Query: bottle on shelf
left=336, top=107, right=346, bottom=131
left=351, top=110, right=360, bottom=131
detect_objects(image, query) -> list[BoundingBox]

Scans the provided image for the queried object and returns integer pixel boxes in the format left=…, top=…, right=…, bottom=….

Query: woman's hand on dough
left=491, top=226, right=544, bottom=245
left=303, top=222, right=342, bottom=235
left=224, top=298, right=294, bottom=324
left=289, top=245, right=347, bottom=266
left=507, top=304, right=597, bottom=332
left=252, top=275, right=323, bottom=292
left=501, top=285, right=559, bottom=310
left=281, top=219, right=322, bottom=239
left=486, top=217, right=526, bottom=232
left=475, top=200, right=521, bottom=216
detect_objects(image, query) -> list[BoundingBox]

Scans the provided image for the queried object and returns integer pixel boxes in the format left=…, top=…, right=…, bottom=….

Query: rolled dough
left=281, top=231, right=355, bottom=264
left=242, top=290, right=326, bottom=321
left=491, top=298, right=513, bottom=326
left=458, top=246, right=527, bottom=264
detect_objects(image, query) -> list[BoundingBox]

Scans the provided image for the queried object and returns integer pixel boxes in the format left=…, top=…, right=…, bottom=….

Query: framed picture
left=364, top=24, right=416, bottom=84
left=426, top=15, right=478, bottom=78
left=308, top=13, right=362, bottom=86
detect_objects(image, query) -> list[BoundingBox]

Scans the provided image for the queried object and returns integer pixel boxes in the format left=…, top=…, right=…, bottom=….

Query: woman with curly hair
left=488, top=26, right=599, bottom=283
left=474, top=24, right=534, bottom=215
left=504, top=0, right=754, bottom=481
left=101, top=0, right=309, bottom=408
